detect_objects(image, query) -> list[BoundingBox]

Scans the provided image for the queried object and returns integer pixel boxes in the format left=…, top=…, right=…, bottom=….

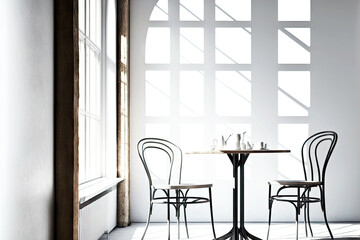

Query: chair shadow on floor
left=313, top=238, right=360, bottom=240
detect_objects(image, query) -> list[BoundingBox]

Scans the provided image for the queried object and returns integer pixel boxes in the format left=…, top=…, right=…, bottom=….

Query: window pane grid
left=79, top=0, right=103, bottom=184
left=144, top=1, right=253, bottom=140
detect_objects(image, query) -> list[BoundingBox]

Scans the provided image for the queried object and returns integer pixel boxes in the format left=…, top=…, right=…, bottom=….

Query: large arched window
left=131, top=0, right=311, bottom=222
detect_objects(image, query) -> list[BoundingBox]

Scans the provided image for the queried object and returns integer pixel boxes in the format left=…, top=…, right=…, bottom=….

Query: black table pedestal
left=216, top=153, right=261, bottom=240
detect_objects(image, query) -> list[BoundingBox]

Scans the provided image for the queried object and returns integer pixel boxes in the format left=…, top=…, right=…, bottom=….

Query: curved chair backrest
left=137, top=138, right=183, bottom=187
left=301, top=131, right=338, bottom=183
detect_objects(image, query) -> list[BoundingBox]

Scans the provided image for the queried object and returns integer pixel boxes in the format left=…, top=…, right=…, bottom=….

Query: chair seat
left=269, top=180, right=321, bottom=187
left=153, top=183, right=212, bottom=190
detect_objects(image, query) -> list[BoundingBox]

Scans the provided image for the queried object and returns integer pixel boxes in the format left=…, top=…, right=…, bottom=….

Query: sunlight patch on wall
left=149, top=0, right=168, bottom=21
left=180, top=124, right=205, bottom=150
left=216, top=71, right=251, bottom=116
left=285, top=28, right=311, bottom=47
left=145, top=71, right=170, bottom=116
left=278, top=71, right=310, bottom=116
left=180, top=0, right=204, bottom=21
left=180, top=71, right=204, bottom=116
left=145, top=124, right=171, bottom=139
left=180, top=28, right=204, bottom=64
left=278, top=29, right=310, bottom=64
left=145, top=27, right=170, bottom=63
left=215, top=0, right=251, bottom=21
left=216, top=28, right=251, bottom=64
left=278, top=0, right=310, bottom=21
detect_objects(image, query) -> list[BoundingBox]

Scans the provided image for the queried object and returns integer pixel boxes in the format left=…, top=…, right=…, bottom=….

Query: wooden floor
left=109, top=222, right=360, bottom=240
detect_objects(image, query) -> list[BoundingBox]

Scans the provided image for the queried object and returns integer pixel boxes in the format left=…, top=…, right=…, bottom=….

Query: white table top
left=186, top=149, right=290, bottom=154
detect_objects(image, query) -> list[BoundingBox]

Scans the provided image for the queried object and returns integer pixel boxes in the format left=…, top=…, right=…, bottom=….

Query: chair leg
left=141, top=203, right=153, bottom=240
left=295, top=187, right=300, bottom=240
left=176, top=190, right=180, bottom=240
left=183, top=205, right=190, bottom=238
left=167, top=190, right=171, bottom=240
left=319, top=188, right=333, bottom=239
left=306, top=202, right=313, bottom=237
left=304, top=204, right=308, bottom=237
left=321, top=199, right=334, bottom=239
left=208, top=188, right=217, bottom=240
left=267, top=184, right=273, bottom=240
left=177, top=209, right=180, bottom=240
left=266, top=201, right=273, bottom=240
left=295, top=212, right=299, bottom=240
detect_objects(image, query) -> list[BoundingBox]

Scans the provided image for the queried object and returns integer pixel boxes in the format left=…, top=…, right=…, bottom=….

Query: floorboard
left=109, top=222, right=360, bottom=240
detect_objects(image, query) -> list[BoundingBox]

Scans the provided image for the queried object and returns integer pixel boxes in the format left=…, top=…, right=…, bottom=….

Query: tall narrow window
left=79, top=0, right=103, bottom=183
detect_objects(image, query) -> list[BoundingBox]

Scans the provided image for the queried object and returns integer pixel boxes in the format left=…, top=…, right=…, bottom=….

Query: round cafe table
left=187, top=149, right=290, bottom=240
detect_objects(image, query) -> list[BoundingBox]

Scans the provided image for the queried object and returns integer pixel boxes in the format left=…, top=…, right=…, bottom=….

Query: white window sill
left=79, top=177, right=123, bottom=206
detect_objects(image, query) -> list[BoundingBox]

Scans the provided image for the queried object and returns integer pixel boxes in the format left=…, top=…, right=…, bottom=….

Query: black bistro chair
left=137, top=138, right=216, bottom=240
left=267, top=131, right=338, bottom=240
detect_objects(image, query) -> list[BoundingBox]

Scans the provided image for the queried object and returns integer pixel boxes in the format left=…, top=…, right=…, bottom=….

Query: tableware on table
left=210, top=139, right=218, bottom=151
left=235, top=134, right=241, bottom=149
left=247, top=141, right=254, bottom=150
left=221, top=133, right=233, bottom=149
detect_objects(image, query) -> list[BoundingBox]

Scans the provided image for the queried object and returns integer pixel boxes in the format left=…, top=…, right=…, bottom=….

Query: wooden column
left=117, top=0, right=131, bottom=227
left=55, top=0, right=79, bottom=239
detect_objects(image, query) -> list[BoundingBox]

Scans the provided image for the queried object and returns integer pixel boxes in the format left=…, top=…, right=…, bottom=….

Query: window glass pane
left=79, top=0, right=85, bottom=32
left=285, top=28, right=311, bottom=47
left=149, top=0, right=168, bottom=21
left=215, top=0, right=251, bottom=21
left=89, top=49, right=101, bottom=115
left=85, top=45, right=90, bottom=112
left=278, top=29, right=310, bottom=64
left=79, top=40, right=86, bottom=110
left=180, top=71, right=204, bottom=116
left=120, top=35, right=128, bottom=65
left=120, top=114, right=129, bottom=170
left=96, top=51, right=101, bottom=114
left=180, top=28, right=204, bottom=64
left=278, top=124, right=309, bottom=179
left=180, top=124, right=204, bottom=150
left=89, top=118, right=101, bottom=179
left=216, top=71, right=251, bottom=116
left=120, top=80, right=125, bottom=115
left=121, top=114, right=128, bottom=147
left=180, top=0, right=204, bottom=21
left=85, top=116, right=90, bottom=178
left=79, top=0, right=104, bottom=184
left=85, top=0, right=90, bottom=36
left=216, top=28, right=251, bottom=64
left=278, top=0, right=310, bottom=21
left=120, top=77, right=128, bottom=117
left=79, top=114, right=86, bottom=183
left=96, top=0, right=102, bottom=46
left=145, top=71, right=171, bottom=116
left=278, top=71, right=310, bottom=116
left=90, top=0, right=102, bottom=47
left=145, top=28, right=170, bottom=63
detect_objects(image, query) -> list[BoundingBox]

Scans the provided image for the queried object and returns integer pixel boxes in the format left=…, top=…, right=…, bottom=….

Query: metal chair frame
left=267, top=131, right=338, bottom=240
left=137, top=138, right=216, bottom=240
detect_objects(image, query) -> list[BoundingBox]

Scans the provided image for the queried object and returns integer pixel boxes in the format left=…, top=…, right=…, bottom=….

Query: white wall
left=130, top=0, right=360, bottom=222
left=0, top=0, right=54, bottom=238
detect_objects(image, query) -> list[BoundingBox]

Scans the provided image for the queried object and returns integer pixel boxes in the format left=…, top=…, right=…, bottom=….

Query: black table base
left=215, top=153, right=261, bottom=240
